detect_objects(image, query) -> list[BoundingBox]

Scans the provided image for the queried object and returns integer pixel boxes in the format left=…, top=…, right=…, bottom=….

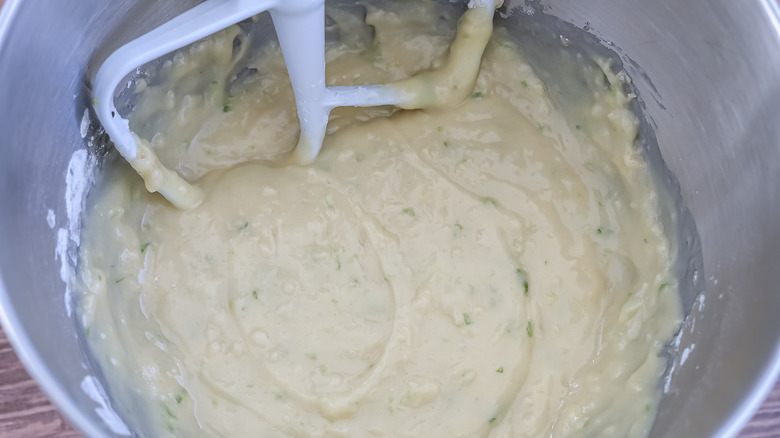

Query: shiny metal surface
left=0, top=0, right=778, bottom=437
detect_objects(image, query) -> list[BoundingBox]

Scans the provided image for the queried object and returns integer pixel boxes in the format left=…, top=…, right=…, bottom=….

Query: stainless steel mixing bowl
left=0, top=0, right=779, bottom=436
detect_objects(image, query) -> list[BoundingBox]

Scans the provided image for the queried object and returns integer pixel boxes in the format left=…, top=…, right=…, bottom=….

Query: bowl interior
left=0, top=0, right=779, bottom=436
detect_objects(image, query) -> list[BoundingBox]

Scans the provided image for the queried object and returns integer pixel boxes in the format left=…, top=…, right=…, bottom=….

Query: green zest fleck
left=490, top=417, right=497, bottom=423
left=140, top=242, right=150, bottom=253
left=443, top=140, right=451, bottom=148
left=175, top=394, right=183, bottom=405
left=472, top=91, right=483, bottom=98
left=597, top=227, right=603, bottom=235
left=516, top=269, right=529, bottom=296
left=481, top=197, right=499, bottom=207
left=223, top=105, right=232, bottom=113
left=238, top=221, right=249, bottom=230
left=463, top=313, right=473, bottom=325
left=402, top=207, right=416, bottom=217
left=575, top=124, right=582, bottom=130
left=453, top=223, right=464, bottom=237
left=644, top=237, right=648, bottom=244
left=252, top=290, right=259, bottom=299
left=521, top=80, right=528, bottom=88
left=526, top=320, right=534, bottom=338
left=163, top=405, right=176, bottom=419
left=115, top=277, right=125, bottom=284
left=496, top=367, right=504, bottom=373
left=658, top=282, right=669, bottom=292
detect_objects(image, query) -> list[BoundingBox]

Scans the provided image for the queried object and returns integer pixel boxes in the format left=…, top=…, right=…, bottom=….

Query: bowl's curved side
left=0, top=0, right=199, bottom=436
left=0, top=1, right=114, bottom=436
left=511, top=0, right=780, bottom=436
left=702, top=1, right=780, bottom=423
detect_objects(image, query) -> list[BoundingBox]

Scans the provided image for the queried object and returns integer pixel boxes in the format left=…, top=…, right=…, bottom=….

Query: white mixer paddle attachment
left=93, top=0, right=501, bottom=209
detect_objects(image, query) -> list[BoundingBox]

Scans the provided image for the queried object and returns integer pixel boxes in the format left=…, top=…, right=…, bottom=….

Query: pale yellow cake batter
left=77, top=2, right=682, bottom=437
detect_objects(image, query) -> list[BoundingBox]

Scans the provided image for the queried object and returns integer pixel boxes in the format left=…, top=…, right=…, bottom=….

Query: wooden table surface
left=0, top=327, right=778, bottom=437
